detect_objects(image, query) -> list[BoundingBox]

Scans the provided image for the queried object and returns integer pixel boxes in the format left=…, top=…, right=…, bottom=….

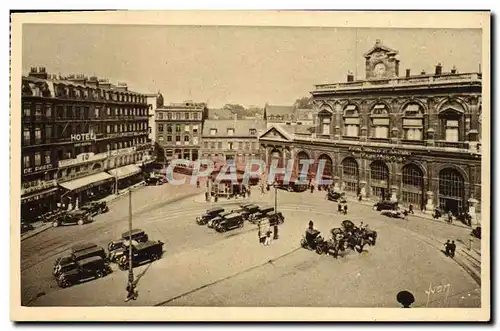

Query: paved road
left=21, top=185, right=481, bottom=307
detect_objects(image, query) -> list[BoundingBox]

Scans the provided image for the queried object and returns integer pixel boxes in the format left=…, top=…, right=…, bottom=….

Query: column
left=390, top=185, right=399, bottom=203
left=468, top=196, right=479, bottom=225
left=425, top=191, right=435, bottom=213
left=359, top=180, right=367, bottom=198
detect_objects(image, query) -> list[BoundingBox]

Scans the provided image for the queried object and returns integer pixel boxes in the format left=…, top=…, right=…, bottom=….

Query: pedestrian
left=267, top=184, right=270, bottom=191
left=358, top=193, right=362, bottom=201
left=125, top=283, right=138, bottom=302
left=310, top=184, right=315, bottom=193
left=447, top=211, right=453, bottom=224
left=214, top=195, right=218, bottom=203
left=261, top=184, right=265, bottom=195
left=205, top=191, right=209, bottom=202
left=343, top=204, right=348, bottom=215
left=273, top=224, right=279, bottom=240
left=196, top=179, right=200, bottom=188
left=450, top=240, right=456, bottom=258
left=409, top=203, right=414, bottom=215
left=247, top=188, right=251, bottom=198
left=264, top=227, right=272, bottom=246
left=444, top=240, right=451, bottom=256
left=338, top=202, right=342, bottom=214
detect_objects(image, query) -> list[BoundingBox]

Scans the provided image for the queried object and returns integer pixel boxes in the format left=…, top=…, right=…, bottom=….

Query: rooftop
left=202, top=119, right=265, bottom=137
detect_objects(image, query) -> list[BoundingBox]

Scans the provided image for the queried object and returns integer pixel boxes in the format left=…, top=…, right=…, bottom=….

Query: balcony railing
left=435, top=140, right=469, bottom=149
left=314, top=73, right=482, bottom=92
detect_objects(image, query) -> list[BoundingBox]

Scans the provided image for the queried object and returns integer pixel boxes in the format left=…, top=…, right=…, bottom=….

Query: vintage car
left=215, top=213, right=244, bottom=233
left=107, top=240, right=140, bottom=263
left=80, top=201, right=109, bottom=216
left=300, top=229, right=325, bottom=254
left=247, top=205, right=275, bottom=223
left=276, top=180, right=308, bottom=192
left=117, top=240, right=164, bottom=270
left=327, top=191, right=347, bottom=203
left=54, top=245, right=107, bottom=277
left=240, top=204, right=261, bottom=220
left=52, top=210, right=93, bottom=227
left=57, top=256, right=112, bottom=288
left=373, top=201, right=398, bottom=211
left=267, top=211, right=285, bottom=225
left=381, top=209, right=405, bottom=219
left=145, top=174, right=167, bottom=186
left=196, top=207, right=225, bottom=225
left=108, top=229, right=149, bottom=251
left=207, top=211, right=233, bottom=228
left=21, top=221, right=34, bottom=234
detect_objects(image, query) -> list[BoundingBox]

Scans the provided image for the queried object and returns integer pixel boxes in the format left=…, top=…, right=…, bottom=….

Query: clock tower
left=364, top=39, right=400, bottom=80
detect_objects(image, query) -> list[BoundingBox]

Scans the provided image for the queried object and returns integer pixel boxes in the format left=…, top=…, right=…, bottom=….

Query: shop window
left=23, top=155, right=30, bottom=169
left=34, top=152, right=41, bottom=166
left=343, top=105, right=359, bottom=137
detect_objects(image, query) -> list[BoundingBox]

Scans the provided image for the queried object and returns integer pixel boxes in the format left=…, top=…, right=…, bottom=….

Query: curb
left=21, top=224, right=53, bottom=242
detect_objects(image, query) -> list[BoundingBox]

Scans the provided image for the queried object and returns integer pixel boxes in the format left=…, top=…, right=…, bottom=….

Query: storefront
left=107, top=164, right=143, bottom=191
left=59, top=172, right=114, bottom=209
left=21, top=186, right=59, bottom=223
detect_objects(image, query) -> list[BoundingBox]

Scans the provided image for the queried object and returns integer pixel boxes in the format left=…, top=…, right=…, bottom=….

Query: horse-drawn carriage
left=301, top=220, right=378, bottom=258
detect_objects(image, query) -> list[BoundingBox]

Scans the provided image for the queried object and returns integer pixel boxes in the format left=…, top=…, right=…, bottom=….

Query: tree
left=294, top=97, right=313, bottom=109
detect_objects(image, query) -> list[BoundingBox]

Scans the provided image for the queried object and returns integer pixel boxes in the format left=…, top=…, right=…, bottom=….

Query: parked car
left=107, top=240, right=140, bottom=263
left=373, top=201, right=398, bottom=211
left=267, top=211, right=285, bottom=225
left=248, top=205, right=275, bottom=223
left=207, top=211, right=233, bottom=228
left=215, top=213, right=244, bottom=232
left=21, top=221, right=34, bottom=234
left=80, top=201, right=109, bottom=215
left=54, top=245, right=107, bottom=278
left=276, top=181, right=308, bottom=192
left=196, top=207, right=225, bottom=225
left=145, top=175, right=166, bottom=186
left=117, top=240, right=164, bottom=270
left=57, top=256, right=112, bottom=288
left=240, top=204, right=261, bottom=220
left=52, top=210, right=93, bottom=227
left=108, top=229, right=149, bottom=251
left=327, top=191, right=347, bottom=203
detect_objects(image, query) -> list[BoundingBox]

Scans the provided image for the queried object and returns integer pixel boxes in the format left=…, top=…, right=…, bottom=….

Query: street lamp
left=273, top=180, right=279, bottom=240
left=125, top=189, right=137, bottom=301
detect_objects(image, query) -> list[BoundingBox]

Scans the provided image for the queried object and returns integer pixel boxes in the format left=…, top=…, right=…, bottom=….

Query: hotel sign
left=23, top=163, right=53, bottom=175
left=71, top=132, right=96, bottom=147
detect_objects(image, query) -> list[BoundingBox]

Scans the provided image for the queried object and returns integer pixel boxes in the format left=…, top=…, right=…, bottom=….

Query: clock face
left=374, top=62, right=387, bottom=77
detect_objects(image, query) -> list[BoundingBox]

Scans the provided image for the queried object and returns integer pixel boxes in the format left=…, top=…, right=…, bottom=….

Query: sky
left=22, top=25, right=482, bottom=108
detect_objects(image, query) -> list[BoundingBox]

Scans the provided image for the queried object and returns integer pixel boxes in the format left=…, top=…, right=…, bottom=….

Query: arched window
left=438, top=168, right=465, bottom=215
left=402, top=103, right=424, bottom=140
left=402, top=164, right=424, bottom=208
left=370, top=160, right=389, bottom=199
left=370, top=104, right=390, bottom=139
left=343, top=104, right=359, bottom=137
left=296, top=151, right=310, bottom=179
left=342, top=158, right=359, bottom=193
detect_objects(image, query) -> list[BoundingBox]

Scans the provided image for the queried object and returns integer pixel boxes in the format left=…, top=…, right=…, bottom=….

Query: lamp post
left=273, top=180, right=279, bottom=240
left=125, top=189, right=137, bottom=301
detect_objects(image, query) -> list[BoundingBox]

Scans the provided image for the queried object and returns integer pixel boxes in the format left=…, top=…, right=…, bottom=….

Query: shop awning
left=21, top=187, right=59, bottom=204
left=107, top=164, right=142, bottom=180
left=60, top=172, right=113, bottom=192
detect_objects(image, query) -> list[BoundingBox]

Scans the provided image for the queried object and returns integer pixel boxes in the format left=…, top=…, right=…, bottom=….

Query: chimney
left=435, top=63, right=442, bottom=75
left=420, top=70, right=426, bottom=75
left=87, top=76, right=99, bottom=88
left=347, top=71, right=354, bottom=82
left=451, top=65, right=457, bottom=74
left=405, top=69, right=411, bottom=78
left=28, top=66, right=48, bottom=79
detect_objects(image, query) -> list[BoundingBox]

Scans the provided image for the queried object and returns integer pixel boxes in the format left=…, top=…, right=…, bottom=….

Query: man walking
left=450, top=240, right=456, bottom=258
left=444, top=240, right=451, bottom=256
left=264, top=227, right=272, bottom=246
left=343, top=204, right=348, bottom=215
left=409, top=203, right=414, bottom=215
left=338, top=202, right=342, bottom=214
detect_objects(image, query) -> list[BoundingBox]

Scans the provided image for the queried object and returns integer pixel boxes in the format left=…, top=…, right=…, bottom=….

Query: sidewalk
left=32, top=221, right=302, bottom=306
